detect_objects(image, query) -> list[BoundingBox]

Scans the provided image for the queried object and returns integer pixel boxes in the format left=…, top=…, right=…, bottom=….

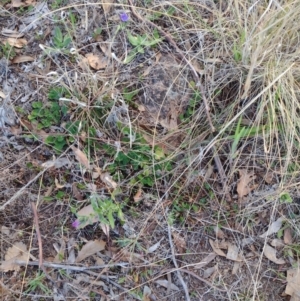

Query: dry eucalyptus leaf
left=1, top=225, right=10, bottom=236
left=237, top=169, right=257, bottom=198
left=284, top=227, right=293, bottom=245
left=155, top=280, right=179, bottom=291
left=46, top=156, right=71, bottom=170
left=102, top=0, right=114, bottom=14
left=76, top=204, right=99, bottom=229
left=232, top=261, right=241, bottom=275
left=85, top=53, right=108, bottom=70
left=142, top=285, right=151, bottom=301
left=75, top=240, right=106, bottom=263
left=286, top=267, right=300, bottom=300
left=10, top=0, right=36, bottom=7
left=100, top=172, right=117, bottom=189
left=172, top=232, right=186, bottom=254
left=12, top=55, right=34, bottom=63
left=203, top=265, right=217, bottom=278
left=260, top=217, right=284, bottom=238
left=209, top=239, right=226, bottom=257
left=226, top=243, right=243, bottom=262
left=133, top=188, right=143, bottom=202
left=263, top=244, right=285, bottom=265
left=214, top=226, right=225, bottom=239
left=100, top=223, right=110, bottom=237
left=0, top=242, right=28, bottom=271
left=194, top=253, right=216, bottom=269
left=1, top=29, right=24, bottom=38
left=6, top=37, right=27, bottom=48
left=271, top=239, right=285, bottom=248
left=71, top=146, right=90, bottom=169
left=147, top=238, right=163, bottom=254
left=0, top=91, right=6, bottom=99
left=55, top=178, right=64, bottom=189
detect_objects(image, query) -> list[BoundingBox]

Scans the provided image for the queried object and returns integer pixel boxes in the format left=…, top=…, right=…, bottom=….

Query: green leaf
left=124, top=48, right=138, bottom=64
left=54, top=26, right=63, bottom=43
left=127, top=32, right=140, bottom=46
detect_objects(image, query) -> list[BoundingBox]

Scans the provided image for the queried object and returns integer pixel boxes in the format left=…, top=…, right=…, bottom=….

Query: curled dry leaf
left=155, top=280, right=180, bottom=291
left=1, top=29, right=24, bottom=38
left=260, top=217, right=284, bottom=238
left=263, top=244, right=285, bottom=265
left=271, top=239, right=285, bottom=248
left=285, top=267, right=300, bottom=300
left=0, top=90, right=6, bottom=99
left=71, top=146, right=90, bottom=169
left=172, top=231, right=186, bottom=254
left=209, top=239, right=226, bottom=257
left=76, top=204, right=99, bottom=229
left=284, top=227, right=293, bottom=245
left=84, top=53, right=108, bottom=70
left=214, top=226, right=225, bottom=239
left=194, top=253, right=216, bottom=269
left=133, top=188, right=143, bottom=202
left=10, top=0, right=36, bottom=7
left=100, top=172, right=117, bottom=189
left=102, top=0, right=114, bottom=14
left=6, top=37, right=27, bottom=48
left=142, top=285, right=151, bottom=301
left=147, top=237, right=164, bottom=254
left=75, top=240, right=106, bottom=263
left=0, top=242, right=28, bottom=271
left=12, top=55, right=34, bottom=64
left=237, top=169, right=257, bottom=198
left=226, top=243, right=243, bottom=262
left=203, top=265, right=217, bottom=278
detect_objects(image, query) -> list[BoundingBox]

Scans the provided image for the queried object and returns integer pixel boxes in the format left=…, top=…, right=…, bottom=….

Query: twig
left=31, top=202, right=43, bottom=268
left=31, top=203, right=66, bottom=300
left=164, top=268, right=228, bottom=293
left=127, top=0, right=215, bottom=132
left=14, top=260, right=129, bottom=271
left=0, top=169, right=45, bottom=211
left=167, top=224, right=191, bottom=301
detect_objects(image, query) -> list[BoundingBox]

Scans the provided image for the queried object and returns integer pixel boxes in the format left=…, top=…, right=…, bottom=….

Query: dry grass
left=1, top=0, right=300, bottom=300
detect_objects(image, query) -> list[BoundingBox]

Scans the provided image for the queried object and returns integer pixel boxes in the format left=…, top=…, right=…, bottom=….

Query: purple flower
left=119, top=12, right=129, bottom=22
left=72, top=219, right=80, bottom=229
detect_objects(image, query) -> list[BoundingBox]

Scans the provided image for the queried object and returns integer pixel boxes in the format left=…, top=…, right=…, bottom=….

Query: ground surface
left=1, top=1, right=300, bottom=300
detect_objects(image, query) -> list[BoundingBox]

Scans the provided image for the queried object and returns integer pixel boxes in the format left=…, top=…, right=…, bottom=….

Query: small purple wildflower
left=119, top=12, right=129, bottom=22
left=72, top=219, right=80, bottom=229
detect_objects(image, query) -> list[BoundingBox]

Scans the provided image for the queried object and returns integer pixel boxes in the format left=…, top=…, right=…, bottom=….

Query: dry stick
left=127, top=1, right=230, bottom=201
left=31, top=203, right=66, bottom=301
left=167, top=224, right=191, bottom=301
left=127, top=0, right=215, bottom=132
left=14, top=260, right=129, bottom=271
left=164, top=268, right=228, bottom=293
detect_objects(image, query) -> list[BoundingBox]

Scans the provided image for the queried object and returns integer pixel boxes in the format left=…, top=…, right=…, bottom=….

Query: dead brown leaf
left=260, top=217, right=284, bottom=238
left=102, top=0, right=114, bottom=14
left=0, top=242, right=28, bottom=271
left=286, top=267, right=300, bottom=300
left=6, top=37, right=27, bottom=48
left=237, top=169, right=257, bottom=198
left=84, top=53, right=108, bottom=70
left=203, top=265, right=217, bottom=278
left=133, top=188, right=143, bottom=202
left=0, top=91, right=6, bottom=99
left=70, top=146, right=90, bottom=169
left=72, top=183, right=83, bottom=201
left=172, top=232, right=186, bottom=254
left=209, top=239, right=227, bottom=257
left=1, top=29, right=24, bottom=38
left=263, top=244, right=285, bottom=264
left=100, top=172, right=117, bottom=189
left=12, top=55, right=34, bottom=63
left=76, top=204, right=99, bottom=229
left=284, top=227, right=293, bottom=245
left=75, top=240, right=106, bottom=263
left=10, top=0, right=36, bottom=7
left=194, top=253, right=216, bottom=269
left=226, top=243, right=243, bottom=262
